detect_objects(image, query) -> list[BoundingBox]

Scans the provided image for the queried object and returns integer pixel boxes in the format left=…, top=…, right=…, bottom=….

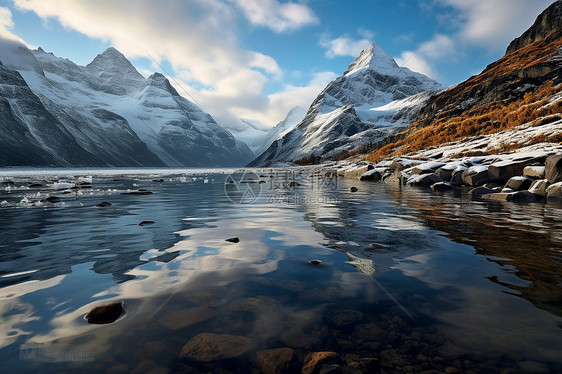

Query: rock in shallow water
left=225, top=237, right=240, bottom=243
left=309, top=259, right=322, bottom=266
left=84, top=300, right=123, bottom=324
left=302, top=352, right=344, bottom=374
left=350, top=186, right=359, bottom=192
left=254, top=348, right=298, bottom=374
left=179, top=333, right=252, bottom=361
left=139, top=220, right=155, bottom=226
left=96, top=201, right=112, bottom=207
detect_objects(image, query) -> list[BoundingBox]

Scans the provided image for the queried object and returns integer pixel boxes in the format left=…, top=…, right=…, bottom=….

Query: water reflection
left=0, top=169, right=561, bottom=372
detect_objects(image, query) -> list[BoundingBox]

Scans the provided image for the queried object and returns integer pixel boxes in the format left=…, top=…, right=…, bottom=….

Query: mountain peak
left=344, top=42, right=399, bottom=76
left=86, top=47, right=144, bottom=80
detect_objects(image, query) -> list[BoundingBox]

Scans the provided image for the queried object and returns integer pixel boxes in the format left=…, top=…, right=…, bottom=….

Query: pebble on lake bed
left=84, top=300, right=123, bottom=324
left=309, top=259, right=322, bottom=265
left=225, top=237, right=240, bottom=243
left=139, top=220, right=156, bottom=226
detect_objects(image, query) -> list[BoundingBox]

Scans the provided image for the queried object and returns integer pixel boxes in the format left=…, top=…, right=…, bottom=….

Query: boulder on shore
left=406, top=173, right=442, bottom=187
left=523, top=165, right=546, bottom=179
left=488, top=158, right=539, bottom=183
left=545, top=154, right=562, bottom=183
left=546, top=182, right=562, bottom=200
left=504, top=176, right=533, bottom=191
left=529, top=179, right=551, bottom=197
left=462, top=166, right=489, bottom=187
left=360, top=169, right=381, bottom=181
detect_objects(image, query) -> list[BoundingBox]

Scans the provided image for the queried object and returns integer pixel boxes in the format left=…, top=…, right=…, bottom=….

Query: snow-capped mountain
left=249, top=43, right=442, bottom=166
left=221, top=106, right=306, bottom=156
left=0, top=42, right=253, bottom=167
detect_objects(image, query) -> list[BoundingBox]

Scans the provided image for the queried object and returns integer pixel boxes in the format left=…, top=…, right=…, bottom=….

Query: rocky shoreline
left=338, top=145, right=562, bottom=203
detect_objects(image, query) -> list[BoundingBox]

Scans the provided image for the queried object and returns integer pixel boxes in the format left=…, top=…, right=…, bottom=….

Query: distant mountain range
left=0, top=43, right=253, bottom=167
left=1, top=0, right=560, bottom=168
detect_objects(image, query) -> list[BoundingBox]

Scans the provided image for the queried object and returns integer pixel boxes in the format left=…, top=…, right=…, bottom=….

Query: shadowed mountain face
left=249, top=43, right=441, bottom=166
left=0, top=44, right=254, bottom=167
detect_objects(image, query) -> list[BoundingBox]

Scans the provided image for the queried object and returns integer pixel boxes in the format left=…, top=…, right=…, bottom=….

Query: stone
left=343, top=165, right=374, bottom=179
left=488, top=157, right=538, bottom=183
left=481, top=191, right=536, bottom=203
left=179, top=333, right=252, bottom=362
left=523, top=165, right=546, bottom=179
left=360, top=169, right=381, bottom=181
left=139, top=220, right=155, bottom=226
left=462, top=166, right=489, bottom=187
left=159, top=306, right=217, bottom=330
left=430, top=182, right=456, bottom=192
left=383, top=170, right=405, bottom=186
left=280, top=327, right=316, bottom=348
left=350, top=187, right=358, bottom=192
left=345, top=354, right=380, bottom=374
left=406, top=173, right=442, bottom=187
left=410, top=162, right=446, bottom=175
left=152, top=178, right=164, bottom=182
left=302, top=352, right=344, bottom=374
left=369, top=243, right=389, bottom=250
left=43, top=196, right=61, bottom=203
left=504, top=176, right=533, bottom=191
left=545, top=154, right=562, bottom=183
left=529, top=179, right=551, bottom=197
left=450, top=169, right=465, bottom=186
left=85, top=300, right=123, bottom=324
left=122, top=189, right=153, bottom=195
left=468, top=187, right=498, bottom=197
left=389, top=158, right=424, bottom=172
left=546, top=182, right=562, bottom=200
left=96, top=201, right=112, bottom=207
left=309, top=260, right=323, bottom=266
left=225, top=237, right=240, bottom=243
left=28, top=183, right=43, bottom=188
left=254, top=348, right=298, bottom=374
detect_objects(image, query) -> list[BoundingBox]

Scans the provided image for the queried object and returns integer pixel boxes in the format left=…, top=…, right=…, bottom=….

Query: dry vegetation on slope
left=365, top=35, right=562, bottom=163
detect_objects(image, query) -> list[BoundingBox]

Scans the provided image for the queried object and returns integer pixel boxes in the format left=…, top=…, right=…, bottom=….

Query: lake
left=1, top=168, right=561, bottom=373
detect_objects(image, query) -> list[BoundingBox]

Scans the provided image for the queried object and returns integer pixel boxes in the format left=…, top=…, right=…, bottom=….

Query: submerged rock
left=179, top=333, right=252, bottom=362
left=96, top=201, right=112, bottom=207
left=84, top=300, right=123, bottom=324
left=302, top=352, right=344, bottom=374
left=159, top=306, right=217, bottom=330
left=254, top=348, right=298, bottom=374
left=225, top=237, right=240, bottom=243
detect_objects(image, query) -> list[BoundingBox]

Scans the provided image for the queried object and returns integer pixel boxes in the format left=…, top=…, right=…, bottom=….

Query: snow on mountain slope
left=249, top=43, right=442, bottom=166
left=0, top=42, right=253, bottom=167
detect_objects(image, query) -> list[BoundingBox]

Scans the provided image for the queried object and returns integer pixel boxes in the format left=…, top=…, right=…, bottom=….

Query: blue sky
left=0, top=0, right=553, bottom=129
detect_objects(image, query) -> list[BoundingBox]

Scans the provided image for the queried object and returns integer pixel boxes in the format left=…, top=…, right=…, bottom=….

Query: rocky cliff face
left=506, top=0, right=562, bottom=55
left=0, top=43, right=253, bottom=167
left=249, top=43, right=441, bottom=166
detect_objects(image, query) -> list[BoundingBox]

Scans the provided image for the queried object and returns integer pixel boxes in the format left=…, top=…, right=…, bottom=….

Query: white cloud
left=320, top=32, right=373, bottom=59
left=396, top=51, right=440, bottom=81
left=229, top=0, right=318, bottom=33
left=418, top=34, right=456, bottom=60
left=437, top=0, right=553, bottom=51
left=0, top=6, right=26, bottom=44
left=11, top=0, right=307, bottom=128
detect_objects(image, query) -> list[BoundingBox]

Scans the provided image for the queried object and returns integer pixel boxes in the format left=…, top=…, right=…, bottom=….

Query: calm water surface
left=0, top=168, right=561, bottom=373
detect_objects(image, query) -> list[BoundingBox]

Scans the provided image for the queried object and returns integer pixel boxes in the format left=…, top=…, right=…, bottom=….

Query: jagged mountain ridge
left=249, top=43, right=442, bottom=166
left=0, top=43, right=253, bottom=167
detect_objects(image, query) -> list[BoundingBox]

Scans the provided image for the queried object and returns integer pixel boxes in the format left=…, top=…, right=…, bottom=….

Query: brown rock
left=280, top=327, right=317, bottom=348
left=254, top=348, right=298, bottom=374
left=488, top=158, right=538, bottom=183
left=179, top=333, right=252, bottom=361
left=462, top=167, right=489, bottom=186
left=159, top=306, right=217, bottom=330
left=481, top=191, right=536, bottom=203
left=545, top=154, right=562, bottom=183
left=546, top=182, right=562, bottom=200
left=85, top=300, right=123, bottom=324
left=523, top=165, right=546, bottom=179
left=504, top=177, right=533, bottom=191
left=302, top=352, right=343, bottom=374
left=345, top=354, right=381, bottom=374
left=343, top=165, right=374, bottom=179
left=529, top=179, right=550, bottom=197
